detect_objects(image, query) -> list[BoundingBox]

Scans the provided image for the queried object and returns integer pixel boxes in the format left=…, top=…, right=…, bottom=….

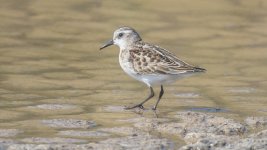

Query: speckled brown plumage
left=128, top=41, right=204, bottom=75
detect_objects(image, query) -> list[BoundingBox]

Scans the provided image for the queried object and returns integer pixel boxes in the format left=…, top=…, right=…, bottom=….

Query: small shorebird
left=100, top=27, right=206, bottom=110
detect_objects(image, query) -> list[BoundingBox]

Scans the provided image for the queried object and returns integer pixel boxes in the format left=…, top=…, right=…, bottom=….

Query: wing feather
left=129, top=42, right=205, bottom=75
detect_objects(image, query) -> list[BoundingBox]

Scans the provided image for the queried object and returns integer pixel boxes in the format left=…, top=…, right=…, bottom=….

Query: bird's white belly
left=119, top=59, right=188, bottom=86
left=136, top=74, right=188, bottom=86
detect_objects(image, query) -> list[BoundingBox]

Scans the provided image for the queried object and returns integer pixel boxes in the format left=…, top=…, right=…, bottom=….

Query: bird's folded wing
left=129, top=44, right=201, bottom=75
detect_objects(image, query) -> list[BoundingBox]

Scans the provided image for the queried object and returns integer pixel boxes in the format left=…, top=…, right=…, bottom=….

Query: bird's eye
left=118, top=33, right=124, bottom=38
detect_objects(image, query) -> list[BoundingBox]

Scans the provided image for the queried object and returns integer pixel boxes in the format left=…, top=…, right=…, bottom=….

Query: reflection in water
left=0, top=0, right=266, bottom=147
left=188, top=107, right=228, bottom=113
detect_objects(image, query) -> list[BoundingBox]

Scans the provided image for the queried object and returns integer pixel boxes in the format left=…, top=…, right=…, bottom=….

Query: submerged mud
left=1, top=111, right=267, bottom=149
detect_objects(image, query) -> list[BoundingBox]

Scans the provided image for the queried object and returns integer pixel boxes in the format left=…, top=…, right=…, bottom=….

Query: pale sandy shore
left=0, top=108, right=266, bottom=150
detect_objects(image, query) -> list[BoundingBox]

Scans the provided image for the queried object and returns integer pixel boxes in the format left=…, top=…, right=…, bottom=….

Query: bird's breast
left=119, top=50, right=138, bottom=76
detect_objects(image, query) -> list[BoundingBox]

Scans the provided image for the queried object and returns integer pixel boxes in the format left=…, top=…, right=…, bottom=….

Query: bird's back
left=127, top=41, right=206, bottom=75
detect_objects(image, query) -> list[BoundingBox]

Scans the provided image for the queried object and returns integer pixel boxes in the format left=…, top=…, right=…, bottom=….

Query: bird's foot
left=152, top=106, right=159, bottom=118
left=124, top=104, right=145, bottom=110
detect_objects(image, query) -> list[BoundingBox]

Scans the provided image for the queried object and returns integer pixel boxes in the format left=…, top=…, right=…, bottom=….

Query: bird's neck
left=118, top=41, right=139, bottom=51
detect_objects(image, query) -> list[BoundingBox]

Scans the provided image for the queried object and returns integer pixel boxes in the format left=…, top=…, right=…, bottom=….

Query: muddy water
left=0, top=0, right=267, bottom=147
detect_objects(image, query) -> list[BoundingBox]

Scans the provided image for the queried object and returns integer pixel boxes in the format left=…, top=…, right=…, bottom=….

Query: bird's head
left=100, top=27, right=142, bottom=50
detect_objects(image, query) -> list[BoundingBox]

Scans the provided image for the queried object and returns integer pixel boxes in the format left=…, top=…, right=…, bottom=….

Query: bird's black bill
left=99, top=40, right=114, bottom=50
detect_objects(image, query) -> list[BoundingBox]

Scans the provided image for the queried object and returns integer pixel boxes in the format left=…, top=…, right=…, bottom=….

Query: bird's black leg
left=125, top=86, right=154, bottom=110
left=152, top=85, right=164, bottom=110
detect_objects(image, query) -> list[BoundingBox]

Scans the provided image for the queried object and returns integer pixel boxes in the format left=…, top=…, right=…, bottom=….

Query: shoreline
left=0, top=109, right=266, bottom=150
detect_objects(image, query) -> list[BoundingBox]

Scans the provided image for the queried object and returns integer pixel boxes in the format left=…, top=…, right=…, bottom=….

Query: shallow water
left=0, top=0, right=267, bottom=148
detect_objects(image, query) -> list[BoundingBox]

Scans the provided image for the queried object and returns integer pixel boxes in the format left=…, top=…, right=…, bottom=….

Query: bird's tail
left=193, top=67, right=206, bottom=73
